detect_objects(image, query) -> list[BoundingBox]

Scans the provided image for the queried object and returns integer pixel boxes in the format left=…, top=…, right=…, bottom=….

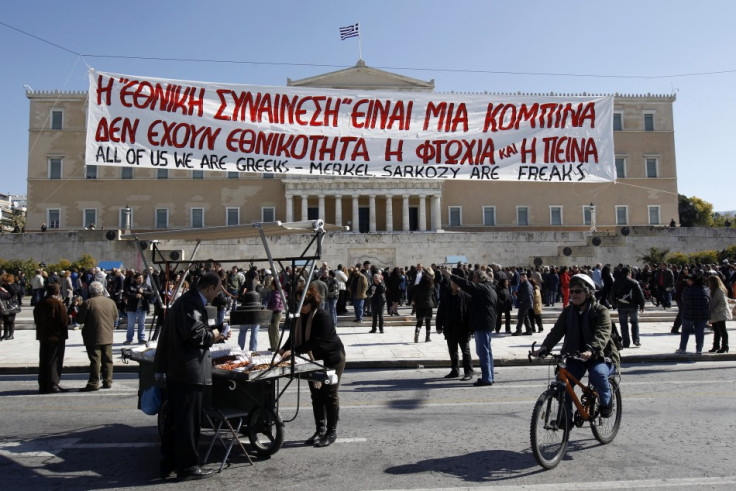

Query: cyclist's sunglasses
left=569, top=288, right=586, bottom=294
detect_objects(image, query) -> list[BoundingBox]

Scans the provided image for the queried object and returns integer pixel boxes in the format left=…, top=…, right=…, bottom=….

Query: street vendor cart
left=121, top=219, right=346, bottom=464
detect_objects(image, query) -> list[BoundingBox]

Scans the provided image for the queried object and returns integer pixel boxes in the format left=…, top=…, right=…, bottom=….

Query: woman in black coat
left=410, top=272, right=435, bottom=343
left=280, top=284, right=346, bottom=447
left=386, top=267, right=403, bottom=316
left=0, top=273, right=20, bottom=340
left=495, top=277, right=512, bottom=333
left=368, top=274, right=387, bottom=333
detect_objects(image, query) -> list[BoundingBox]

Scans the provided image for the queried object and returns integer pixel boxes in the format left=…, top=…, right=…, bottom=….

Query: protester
left=123, top=273, right=153, bottom=345
left=155, top=272, right=226, bottom=480
left=77, top=281, right=118, bottom=391
left=707, top=274, right=731, bottom=353
left=0, top=272, right=20, bottom=340
left=611, top=266, right=646, bottom=348
left=410, top=270, right=435, bottom=343
left=368, top=273, right=387, bottom=333
left=279, top=284, right=346, bottom=447
left=676, top=274, right=710, bottom=355
left=436, top=274, right=474, bottom=380
left=33, top=283, right=69, bottom=393
left=445, top=268, right=498, bottom=387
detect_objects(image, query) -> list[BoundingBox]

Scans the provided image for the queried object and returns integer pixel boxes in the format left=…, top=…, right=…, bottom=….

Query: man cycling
left=532, top=274, right=620, bottom=418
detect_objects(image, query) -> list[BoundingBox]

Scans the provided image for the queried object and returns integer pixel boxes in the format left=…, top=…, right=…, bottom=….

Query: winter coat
left=450, top=275, right=498, bottom=332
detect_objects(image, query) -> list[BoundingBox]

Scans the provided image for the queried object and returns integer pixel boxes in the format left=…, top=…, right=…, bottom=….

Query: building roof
left=287, top=59, right=435, bottom=92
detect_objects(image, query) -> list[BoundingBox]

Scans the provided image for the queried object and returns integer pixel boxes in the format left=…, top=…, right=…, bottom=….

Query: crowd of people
left=1, top=256, right=734, bottom=479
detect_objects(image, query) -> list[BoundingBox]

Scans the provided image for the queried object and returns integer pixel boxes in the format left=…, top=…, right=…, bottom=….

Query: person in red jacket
left=560, top=266, right=571, bottom=307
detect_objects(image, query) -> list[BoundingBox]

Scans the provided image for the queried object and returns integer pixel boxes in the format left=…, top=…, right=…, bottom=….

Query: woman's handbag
left=0, top=297, right=21, bottom=315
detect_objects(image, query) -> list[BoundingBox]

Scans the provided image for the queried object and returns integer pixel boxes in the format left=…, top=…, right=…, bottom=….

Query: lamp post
left=123, top=204, right=132, bottom=234
left=590, top=202, right=597, bottom=232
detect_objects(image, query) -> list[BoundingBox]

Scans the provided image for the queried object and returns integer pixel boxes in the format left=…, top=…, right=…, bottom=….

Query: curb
left=2, top=352, right=734, bottom=375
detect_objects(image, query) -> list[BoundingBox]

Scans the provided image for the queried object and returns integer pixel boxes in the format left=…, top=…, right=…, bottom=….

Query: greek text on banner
left=86, top=69, right=615, bottom=182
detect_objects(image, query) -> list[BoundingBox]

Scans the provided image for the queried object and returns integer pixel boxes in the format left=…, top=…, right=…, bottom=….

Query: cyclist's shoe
left=599, top=403, right=613, bottom=418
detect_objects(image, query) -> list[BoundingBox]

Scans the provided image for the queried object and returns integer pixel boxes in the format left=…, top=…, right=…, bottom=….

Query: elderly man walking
left=77, top=281, right=118, bottom=391
left=444, top=268, right=498, bottom=386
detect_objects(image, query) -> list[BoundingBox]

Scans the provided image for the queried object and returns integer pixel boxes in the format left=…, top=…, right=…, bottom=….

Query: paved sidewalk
left=1, top=302, right=733, bottom=373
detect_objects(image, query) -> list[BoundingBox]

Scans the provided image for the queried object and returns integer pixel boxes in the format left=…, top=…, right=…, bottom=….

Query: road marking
left=397, top=476, right=736, bottom=490
left=73, top=442, right=158, bottom=448
left=0, top=438, right=79, bottom=458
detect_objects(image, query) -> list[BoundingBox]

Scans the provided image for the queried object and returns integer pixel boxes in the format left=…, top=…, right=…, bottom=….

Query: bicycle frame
left=552, top=361, right=598, bottom=422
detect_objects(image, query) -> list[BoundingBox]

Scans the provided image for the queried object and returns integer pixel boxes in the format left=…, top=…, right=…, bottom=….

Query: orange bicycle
left=528, top=342, right=622, bottom=469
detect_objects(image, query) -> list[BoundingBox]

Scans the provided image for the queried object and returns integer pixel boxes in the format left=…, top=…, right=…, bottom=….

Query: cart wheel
left=157, top=400, right=169, bottom=440
left=247, top=408, right=284, bottom=456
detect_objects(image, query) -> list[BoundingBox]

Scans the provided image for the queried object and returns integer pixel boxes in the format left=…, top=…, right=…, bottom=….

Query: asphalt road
left=1, top=362, right=735, bottom=490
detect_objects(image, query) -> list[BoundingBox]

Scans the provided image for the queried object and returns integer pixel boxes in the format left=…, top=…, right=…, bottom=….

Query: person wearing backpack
left=611, top=266, right=646, bottom=348
left=532, top=274, right=620, bottom=418
left=325, top=270, right=340, bottom=327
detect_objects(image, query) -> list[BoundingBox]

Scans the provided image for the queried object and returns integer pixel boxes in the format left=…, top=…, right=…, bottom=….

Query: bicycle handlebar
left=527, top=341, right=587, bottom=364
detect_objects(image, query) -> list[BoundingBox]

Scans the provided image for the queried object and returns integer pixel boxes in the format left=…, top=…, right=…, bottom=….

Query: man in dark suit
left=155, top=272, right=224, bottom=480
left=77, top=281, right=118, bottom=391
left=33, top=283, right=69, bottom=393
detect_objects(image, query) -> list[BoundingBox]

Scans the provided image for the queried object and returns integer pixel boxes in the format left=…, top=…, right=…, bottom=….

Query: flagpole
left=358, top=24, right=363, bottom=60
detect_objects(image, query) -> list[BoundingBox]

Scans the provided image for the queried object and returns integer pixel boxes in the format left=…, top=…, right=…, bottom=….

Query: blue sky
left=2, top=0, right=734, bottom=211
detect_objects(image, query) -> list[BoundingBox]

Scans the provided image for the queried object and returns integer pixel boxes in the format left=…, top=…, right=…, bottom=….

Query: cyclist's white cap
left=571, top=273, right=596, bottom=291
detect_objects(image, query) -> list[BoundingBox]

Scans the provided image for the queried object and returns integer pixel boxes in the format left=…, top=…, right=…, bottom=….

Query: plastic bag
left=140, top=385, right=162, bottom=415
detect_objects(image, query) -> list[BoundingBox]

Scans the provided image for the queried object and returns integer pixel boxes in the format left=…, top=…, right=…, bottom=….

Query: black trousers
left=446, top=333, right=473, bottom=375
left=309, top=352, right=346, bottom=432
left=38, top=340, right=65, bottom=392
left=162, top=380, right=204, bottom=471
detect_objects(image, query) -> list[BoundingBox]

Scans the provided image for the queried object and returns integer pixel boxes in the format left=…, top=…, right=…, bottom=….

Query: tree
left=678, top=194, right=714, bottom=227
left=639, top=247, right=670, bottom=266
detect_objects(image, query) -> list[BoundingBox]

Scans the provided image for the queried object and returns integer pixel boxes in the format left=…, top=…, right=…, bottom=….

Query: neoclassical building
left=25, top=61, right=678, bottom=234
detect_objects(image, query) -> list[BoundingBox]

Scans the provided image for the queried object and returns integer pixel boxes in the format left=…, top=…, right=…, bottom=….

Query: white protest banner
left=86, top=70, right=615, bottom=182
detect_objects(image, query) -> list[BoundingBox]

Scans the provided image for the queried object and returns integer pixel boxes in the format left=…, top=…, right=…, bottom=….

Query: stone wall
left=0, top=226, right=733, bottom=270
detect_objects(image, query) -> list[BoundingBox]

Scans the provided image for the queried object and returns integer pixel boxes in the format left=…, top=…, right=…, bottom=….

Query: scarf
left=295, top=309, right=320, bottom=387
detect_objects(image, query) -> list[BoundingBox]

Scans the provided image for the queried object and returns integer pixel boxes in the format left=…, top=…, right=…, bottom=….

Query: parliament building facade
left=26, top=61, right=678, bottom=238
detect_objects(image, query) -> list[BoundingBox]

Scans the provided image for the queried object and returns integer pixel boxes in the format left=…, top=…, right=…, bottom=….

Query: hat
left=264, top=269, right=271, bottom=275
left=570, top=273, right=596, bottom=290
left=722, top=259, right=730, bottom=264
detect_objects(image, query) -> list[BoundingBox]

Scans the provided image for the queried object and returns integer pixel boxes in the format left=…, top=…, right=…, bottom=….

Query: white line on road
left=390, top=476, right=736, bottom=490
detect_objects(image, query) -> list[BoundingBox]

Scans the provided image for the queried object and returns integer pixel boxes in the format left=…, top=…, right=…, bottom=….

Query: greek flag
left=339, top=23, right=360, bottom=40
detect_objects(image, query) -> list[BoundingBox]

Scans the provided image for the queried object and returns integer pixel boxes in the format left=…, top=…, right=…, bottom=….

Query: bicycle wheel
left=530, top=389, right=569, bottom=469
left=247, top=407, right=285, bottom=456
left=591, top=378, right=622, bottom=444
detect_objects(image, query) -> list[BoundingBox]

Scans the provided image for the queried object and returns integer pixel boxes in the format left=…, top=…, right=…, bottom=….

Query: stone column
left=318, top=195, right=325, bottom=222
left=431, top=194, right=442, bottom=232
left=385, top=195, right=394, bottom=232
left=418, top=195, right=427, bottom=231
left=301, top=196, right=308, bottom=221
left=334, top=195, right=342, bottom=226
left=402, top=194, right=410, bottom=232
left=285, top=195, right=293, bottom=222
left=369, top=195, right=377, bottom=232
left=352, top=196, right=360, bottom=232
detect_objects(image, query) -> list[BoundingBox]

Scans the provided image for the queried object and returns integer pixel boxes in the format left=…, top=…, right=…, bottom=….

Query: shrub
left=665, top=252, right=690, bottom=267
left=689, top=250, right=718, bottom=265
